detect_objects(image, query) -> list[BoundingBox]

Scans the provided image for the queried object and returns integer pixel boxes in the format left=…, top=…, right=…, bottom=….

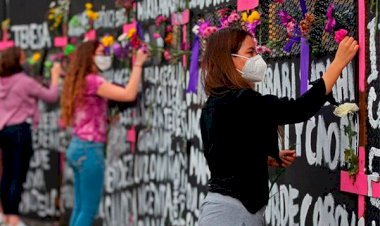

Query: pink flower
left=141, top=44, right=149, bottom=54
left=166, top=25, right=173, bottom=33
left=335, top=29, right=348, bottom=43
left=203, top=26, right=218, bottom=38
left=286, top=21, right=296, bottom=36
left=263, top=46, right=272, bottom=54
left=198, top=21, right=211, bottom=37
left=256, top=46, right=265, bottom=54
left=228, top=12, right=240, bottom=23
left=325, top=4, right=336, bottom=33
left=217, top=8, right=229, bottom=17
left=278, top=10, right=293, bottom=26
left=163, top=50, right=171, bottom=61
left=155, top=15, right=167, bottom=26
left=220, top=17, right=230, bottom=28
left=153, top=33, right=161, bottom=39
left=246, top=20, right=261, bottom=35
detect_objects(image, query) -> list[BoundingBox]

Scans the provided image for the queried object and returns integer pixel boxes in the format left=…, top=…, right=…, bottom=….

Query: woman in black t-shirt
left=198, top=27, right=359, bottom=226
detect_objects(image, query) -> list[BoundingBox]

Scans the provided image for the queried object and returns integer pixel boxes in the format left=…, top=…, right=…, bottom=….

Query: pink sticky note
left=171, top=9, right=190, bottom=25
left=372, top=182, right=380, bottom=198
left=237, top=0, right=259, bottom=11
left=2, top=31, right=9, bottom=41
left=123, top=21, right=137, bottom=34
left=358, top=146, right=365, bottom=171
left=358, top=195, right=365, bottom=218
left=127, top=127, right=137, bottom=154
left=85, top=29, right=96, bottom=41
left=0, top=41, right=15, bottom=51
left=340, top=171, right=368, bottom=196
left=54, top=36, right=68, bottom=47
left=127, top=127, right=136, bottom=143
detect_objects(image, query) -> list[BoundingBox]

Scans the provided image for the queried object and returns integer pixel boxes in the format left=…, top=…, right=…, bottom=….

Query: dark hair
left=201, top=27, right=253, bottom=96
left=0, top=47, right=23, bottom=77
left=61, top=40, right=99, bottom=127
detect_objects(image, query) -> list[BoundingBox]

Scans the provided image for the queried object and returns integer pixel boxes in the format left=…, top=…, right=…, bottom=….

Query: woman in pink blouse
left=60, top=41, right=148, bottom=226
left=0, top=47, right=61, bottom=226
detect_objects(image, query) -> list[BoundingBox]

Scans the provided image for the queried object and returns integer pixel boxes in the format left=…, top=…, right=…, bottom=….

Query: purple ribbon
left=300, top=0, right=307, bottom=15
left=137, top=22, right=144, bottom=39
left=187, top=36, right=200, bottom=93
left=283, top=27, right=301, bottom=52
left=300, top=37, right=309, bottom=94
left=299, top=0, right=309, bottom=94
left=284, top=0, right=310, bottom=94
left=283, top=34, right=301, bottom=52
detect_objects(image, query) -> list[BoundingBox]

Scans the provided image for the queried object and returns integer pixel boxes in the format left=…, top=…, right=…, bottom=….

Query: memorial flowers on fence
left=333, top=103, right=360, bottom=178
left=146, top=15, right=191, bottom=64
left=193, top=7, right=272, bottom=58
left=47, top=0, right=70, bottom=36
left=324, top=4, right=349, bottom=44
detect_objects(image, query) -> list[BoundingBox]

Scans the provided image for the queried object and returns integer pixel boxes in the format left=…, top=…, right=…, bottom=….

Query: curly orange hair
left=60, top=41, right=99, bottom=127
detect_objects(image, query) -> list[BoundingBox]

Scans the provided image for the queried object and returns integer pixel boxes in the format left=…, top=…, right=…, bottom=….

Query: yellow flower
left=242, top=12, right=248, bottom=22
left=48, top=14, right=54, bottom=20
left=86, top=10, right=99, bottom=21
left=101, top=35, right=114, bottom=47
left=85, top=3, right=93, bottom=10
left=248, top=11, right=260, bottom=23
left=127, top=28, right=137, bottom=39
left=32, top=53, right=41, bottom=62
left=1, top=19, right=10, bottom=30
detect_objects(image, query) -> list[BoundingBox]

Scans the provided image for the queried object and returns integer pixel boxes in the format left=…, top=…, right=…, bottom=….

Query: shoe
left=16, top=221, right=27, bottom=226
left=0, top=213, right=5, bottom=225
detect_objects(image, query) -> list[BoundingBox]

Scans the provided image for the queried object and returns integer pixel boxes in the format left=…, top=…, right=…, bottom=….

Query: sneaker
left=0, top=213, right=5, bottom=225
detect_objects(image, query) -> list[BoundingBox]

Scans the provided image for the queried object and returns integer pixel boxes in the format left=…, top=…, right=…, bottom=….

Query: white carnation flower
left=333, top=103, right=359, bottom=117
left=118, top=33, right=128, bottom=42
left=192, top=25, right=199, bottom=35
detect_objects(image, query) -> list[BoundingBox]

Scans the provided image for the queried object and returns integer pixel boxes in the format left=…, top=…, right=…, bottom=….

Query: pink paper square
left=123, top=21, right=137, bottom=34
left=0, top=41, right=15, bottom=51
left=171, top=9, right=190, bottom=25
left=85, top=29, right=96, bottom=41
left=127, top=127, right=136, bottom=143
left=340, top=171, right=368, bottom=196
left=372, top=182, right=380, bottom=198
left=54, top=36, right=68, bottom=47
left=237, top=0, right=259, bottom=11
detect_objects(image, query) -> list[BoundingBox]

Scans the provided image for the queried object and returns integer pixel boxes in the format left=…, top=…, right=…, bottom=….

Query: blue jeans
left=66, top=136, right=105, bottom=226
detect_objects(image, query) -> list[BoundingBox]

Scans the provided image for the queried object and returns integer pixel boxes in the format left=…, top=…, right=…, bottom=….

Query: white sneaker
left=0, top=213, right=5, bottom=225
left=17, top=222, right=27, bottom=226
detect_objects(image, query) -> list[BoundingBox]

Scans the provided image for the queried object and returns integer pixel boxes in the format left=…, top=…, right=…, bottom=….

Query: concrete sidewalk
left=22, top=218, right=60, bottom=226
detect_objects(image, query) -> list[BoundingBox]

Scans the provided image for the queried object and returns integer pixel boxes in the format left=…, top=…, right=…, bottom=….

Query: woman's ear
left=232, top=55, right=245, bottom=71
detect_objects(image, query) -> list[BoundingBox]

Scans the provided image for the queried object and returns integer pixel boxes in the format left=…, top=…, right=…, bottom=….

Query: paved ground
left=22, top=218, right=60, bottom=226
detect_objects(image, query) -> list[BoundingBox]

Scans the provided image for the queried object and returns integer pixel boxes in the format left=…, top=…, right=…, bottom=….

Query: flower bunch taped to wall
left=261, top=0, right=356, bottom=58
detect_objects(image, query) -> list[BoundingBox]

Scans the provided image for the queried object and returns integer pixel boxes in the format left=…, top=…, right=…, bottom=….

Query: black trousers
left=0, top=122, right=33, bottom=215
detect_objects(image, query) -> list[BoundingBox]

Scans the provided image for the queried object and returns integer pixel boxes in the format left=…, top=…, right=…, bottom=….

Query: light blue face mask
left=231, top=54, right=267, bottom=82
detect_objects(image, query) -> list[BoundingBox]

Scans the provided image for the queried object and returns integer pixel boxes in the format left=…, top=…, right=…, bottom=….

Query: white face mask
left=231, top=54, right=267, bottom=82
left=94, top=55, right=112, bottom=71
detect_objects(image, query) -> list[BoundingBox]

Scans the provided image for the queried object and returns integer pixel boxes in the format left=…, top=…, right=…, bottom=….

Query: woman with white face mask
left=198, top=28, right=359, bottom=226
left=60, top=41, right=148, bottom=226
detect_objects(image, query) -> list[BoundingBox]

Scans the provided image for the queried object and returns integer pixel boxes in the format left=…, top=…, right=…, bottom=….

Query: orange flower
left=165, top=32, right=173, bottom=45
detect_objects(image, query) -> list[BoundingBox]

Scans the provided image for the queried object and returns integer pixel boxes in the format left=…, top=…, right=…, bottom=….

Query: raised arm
left=322, top=37, right=359, bottom=95
left=265, top=36, right=359, bottom=125
left=96, top=48, right=149, bottom=102
left=29, top=62, right=61, bottom=103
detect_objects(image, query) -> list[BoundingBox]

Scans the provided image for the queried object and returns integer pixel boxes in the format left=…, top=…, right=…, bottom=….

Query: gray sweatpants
left=198, top=192, right=266, bottom=226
